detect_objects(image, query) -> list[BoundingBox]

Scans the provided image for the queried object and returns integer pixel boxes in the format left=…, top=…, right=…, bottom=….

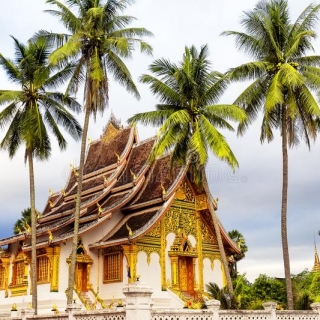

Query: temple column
left=123, top=244, right=138, bottom=283
left=47, top=246, right=60, bottom=292
left=195, top=211, right=204, bottom=292
left=170, top=256, right=179, bottom=290
left=160, top=218, right=166, bottom=290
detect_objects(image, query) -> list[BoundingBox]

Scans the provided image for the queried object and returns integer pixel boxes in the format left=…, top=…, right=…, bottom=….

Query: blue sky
left=0, top=0, right=319, bottom=282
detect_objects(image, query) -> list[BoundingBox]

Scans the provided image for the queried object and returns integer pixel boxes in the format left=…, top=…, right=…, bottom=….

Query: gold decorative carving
left=160, top=218, right=166, bottom=290
left=177, top=179, right=195, bottom=203
left=47, top=246, right=60, bottom=292
left=147, top=221, right=161, bottom=237
left=196, top=212, right=204, bottom=292
left=195, top=194, right=207, bottom=210
left=102, top=122, right=120, bottom=142
left=165, top=207, right=196, bottom=237
left=137, top=245, right=160, bottom=265
left=122, top=244, right=138, bottom=283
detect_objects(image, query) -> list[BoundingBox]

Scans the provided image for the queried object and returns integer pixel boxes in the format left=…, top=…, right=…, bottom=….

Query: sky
left=0, top=0, right=319, bottom=283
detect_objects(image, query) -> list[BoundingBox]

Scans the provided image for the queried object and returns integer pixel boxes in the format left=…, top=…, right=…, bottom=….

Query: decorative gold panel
left=147, top=221, right=161, bottom=237
left=195, top=194, right=207, bottom=210
left=176, top=179, right=195, bottom=203
left=165, top=207, right=196, bottom=237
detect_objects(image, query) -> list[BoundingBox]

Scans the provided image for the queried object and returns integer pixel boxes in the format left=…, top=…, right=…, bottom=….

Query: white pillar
left=66, top=303, right=82, bottom=320
left=122, top=281, right=153, bottom=320
left=205, top=299, right=220, bottom=320
left=311, top=302, right=320, bottom=320
left=21, top=308, right=34, bottom=320
left=263, top=301, right=277, bottom=320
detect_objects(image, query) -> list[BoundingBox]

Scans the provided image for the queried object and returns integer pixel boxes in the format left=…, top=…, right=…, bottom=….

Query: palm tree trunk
left=27, top=149, right=37, bottom=315
left=67, top=108, right=90, bottom=305
left=201, top=168, right=234, bottom=296
left=281, top=108, right=293, bottom=309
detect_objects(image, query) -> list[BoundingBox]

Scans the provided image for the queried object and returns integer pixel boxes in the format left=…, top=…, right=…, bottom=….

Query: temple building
left=0, top=117, right=240, bottom=312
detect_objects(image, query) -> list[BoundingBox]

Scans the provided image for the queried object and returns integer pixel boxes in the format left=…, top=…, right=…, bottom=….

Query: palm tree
left=13, top=208, right=39, bottom=235
left=222, top=0, right=320, bottom=309
left=228, top=229, right=248, bottom=278
left=206, top=282, right=238, bottom=309
left=0, top=36, right=82, bottom=314
left=128, top=44, right=247, bottom=296
left=41, top=0, right=153, bottom=304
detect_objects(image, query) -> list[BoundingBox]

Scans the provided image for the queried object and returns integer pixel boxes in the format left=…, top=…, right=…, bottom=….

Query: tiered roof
left=0, top=117, right=240, bottom=256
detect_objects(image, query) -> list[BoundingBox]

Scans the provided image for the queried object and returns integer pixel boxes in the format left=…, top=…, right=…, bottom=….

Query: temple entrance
left=66, top=239, right=93, bottom=293
left=76, top=262, right=88, bottom=292
left=178, top=256, right=194, bottom=294
left=168, top=232, right=197, bottom=295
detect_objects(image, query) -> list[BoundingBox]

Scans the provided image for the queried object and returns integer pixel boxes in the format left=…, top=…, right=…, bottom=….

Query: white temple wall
left=137, top=251, right=160, bottom=291
left=58, top=240, right=72, bottom=294
left=203, top=258, right=223, bottom=290
left=97, top=255, right=127, bottom=300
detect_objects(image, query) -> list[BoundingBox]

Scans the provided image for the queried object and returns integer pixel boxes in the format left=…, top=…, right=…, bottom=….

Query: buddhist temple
left=0, top=116, right=240, bottom=312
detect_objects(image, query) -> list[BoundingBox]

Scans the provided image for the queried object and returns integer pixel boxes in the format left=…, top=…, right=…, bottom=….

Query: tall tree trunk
left=202, top=168, right=234, bottom=296
left=67, top=109, right=90, bottom=305
left=27, top=149, right=37, bottom=314
left=281, top=108, right=293, bottom=309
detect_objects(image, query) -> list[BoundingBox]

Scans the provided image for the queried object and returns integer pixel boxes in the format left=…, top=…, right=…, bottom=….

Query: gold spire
left=115, top=152, right=121, bottom=162
left=70, top=164, right=79, bottom=177
left=312, top=237, right=320, bottom=272
left=126, top=223, right=133, bottom=237
left=49, top=188, right=53, bottom=196
left=130, top=169, right=137, bottom=181
left=161, top=183, right=166, bottom=195
left=15, top=226, right=22, bottom=234
left=24, top=222, right=31, bottom=233
left=48, top=229, right=53, bottom=241
left=61, top=189, right=66, bottom=197
left=97, top=203, right=103, bottom=213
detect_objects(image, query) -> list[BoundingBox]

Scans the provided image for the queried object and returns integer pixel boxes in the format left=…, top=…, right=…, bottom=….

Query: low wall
left=2, top=282, right=320, bottom=320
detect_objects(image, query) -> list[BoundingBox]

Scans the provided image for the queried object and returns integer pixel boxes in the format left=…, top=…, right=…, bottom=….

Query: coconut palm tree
left=222, top=0, right=320, bottom=309
left=13, top=207, right=40, bottom=235
left=40, top=0, right=153, bottom=303
left=0, top=36, right=82, bottom=314
left=128, top=44, right=247, bottom=296
left=228, top=229, right=248, bottom=278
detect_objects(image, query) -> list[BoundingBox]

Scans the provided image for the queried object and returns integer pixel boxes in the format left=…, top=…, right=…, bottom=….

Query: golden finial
left=27, top=303, right=32, bottom=309
left=215, top=197, right=219, bottom=203
left=15, top=226, right=22, bottom=234
left=24, top=222, right=31, bottom=233
left=88, top=137, right=92, bottom=144
left=161, top=183, right=166, bottom=195
left=61, top=189, right=66, bottom=196
left=126, top=223, right=133, bottom=237
left=103, top=175, right=108, bottom=184
left=11, top=303, right=17, bottom=311
left=70, top=163, right=79, bottom=177
left=48, top=229, right=53, bottom=241
left=49, top=200, right=53, bottom=208
left=37, top=212, right=41, bottom=219
left=97, top=203, right=103, bottom=213
left=114, top=152, right=121, bottom=162
left=49, top=188, right=53, bottom=196
left=130, top=169, right=137, bottom=181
